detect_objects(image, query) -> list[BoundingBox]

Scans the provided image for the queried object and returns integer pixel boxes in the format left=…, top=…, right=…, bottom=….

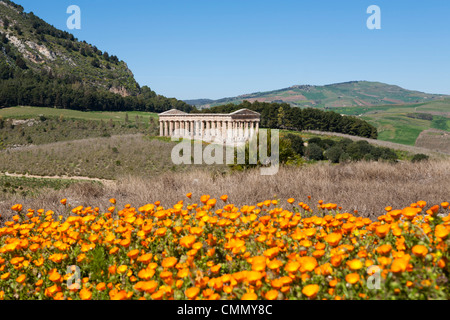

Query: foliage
left=198, top=101, right=378, bottom=139
left=412, top=154, right=430, bottom=163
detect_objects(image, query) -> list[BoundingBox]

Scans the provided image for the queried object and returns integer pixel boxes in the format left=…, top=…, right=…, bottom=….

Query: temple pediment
left=230, top=108, right=261, bottom=116
left=159, top=109, right=188, bottom=115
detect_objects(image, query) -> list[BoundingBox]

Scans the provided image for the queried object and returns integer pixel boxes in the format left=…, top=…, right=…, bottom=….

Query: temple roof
left=159, top=109, right=188, bottom=115
left=230, top=108, right=261, bottom=116
left=159, top=108, right=260, bottom=117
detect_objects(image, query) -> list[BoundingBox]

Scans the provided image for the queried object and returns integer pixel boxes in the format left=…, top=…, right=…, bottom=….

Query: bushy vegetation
left=304, top=137, right=398, bottom=163
left=198, top=101, right=378, bottom=139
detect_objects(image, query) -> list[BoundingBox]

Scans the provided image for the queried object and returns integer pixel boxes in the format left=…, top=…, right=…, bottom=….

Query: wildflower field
left=0, top=195, right=449, bottom=300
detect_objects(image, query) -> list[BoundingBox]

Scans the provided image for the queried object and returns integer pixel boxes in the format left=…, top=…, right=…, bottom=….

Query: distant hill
left=186, top=81, right=447, bottom=109
left=0, top=0, right=192, bottom=112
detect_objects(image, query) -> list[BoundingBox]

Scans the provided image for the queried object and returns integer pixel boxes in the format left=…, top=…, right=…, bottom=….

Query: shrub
left=324, top=145, right=344, bottom=163
left=285, top=134, right=304, bottom=156
left=412, top=153, right=429, bottom=162
left=305, top=143, right=324, bottom=161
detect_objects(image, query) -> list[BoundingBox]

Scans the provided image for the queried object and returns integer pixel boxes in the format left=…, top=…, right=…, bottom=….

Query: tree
left=91, top=59, right=100, bottom=68
left=15, top=56, right=28, bottom=69
left=324, top=145, right=344, bottom=163
left=305, top=143, right=324, bottom=161
left=285, top=134, right=304, bottom=156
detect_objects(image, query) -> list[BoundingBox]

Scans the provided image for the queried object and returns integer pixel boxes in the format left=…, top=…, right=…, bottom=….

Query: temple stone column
left=206, top=120, right=211, bottom=141
left=244, top=121, right=249, bottom=139
left=180, top=121, right=185, bottom=137
left=211, top=121, right=216, bottom=139
left=221, top=120, right=227, bottom=142
left=190, top=121, right=194, bottom=139
left=174, top=121, right=180, bottom=137
left=249, top=121, right=254, bottom=137
left=159, top=121, right=163, bottom=136
left=255, top=122, right=259, bottom=136
left=227, top=120, right=233, bottom=143
left=169, top=121, right=173, bottom=137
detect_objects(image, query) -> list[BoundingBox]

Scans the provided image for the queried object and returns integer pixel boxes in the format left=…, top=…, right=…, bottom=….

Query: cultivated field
left=334, top=98, right=450, bottom=146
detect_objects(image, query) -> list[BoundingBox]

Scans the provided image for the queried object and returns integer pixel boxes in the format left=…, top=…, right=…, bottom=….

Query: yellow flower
left=346, top=259, right=363, bottom=271
left=302, top=284, right=319, bottom=299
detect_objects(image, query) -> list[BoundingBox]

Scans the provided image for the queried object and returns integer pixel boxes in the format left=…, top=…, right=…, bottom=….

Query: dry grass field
left=1, top=159, right=449, bottom=222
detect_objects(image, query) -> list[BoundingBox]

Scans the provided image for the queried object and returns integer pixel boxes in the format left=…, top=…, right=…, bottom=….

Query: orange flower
left=402, top=207, right=420, bottom=220
left=138, top=268, right=155, bottom=280
left=302, top=284, right=319, bottom=299
left=185, top=287, right=200, bottom=299
left=391, top=255, right=410, bottom=274
left=186, top=193, right=192, bottom=199
left=117, top=265, right=128, bottom=274
left=287, top=198, right=295, bottom=205
left=435, top=225, right=449, bottom=239
left=154, top=227, right=167, bottom=237
left=284, top=261, right=300, bottom=273
left=200, top=195, right=211, bottom=204
left=79, top=288, right=92, bottom=300
left=135, top=253, right=152, bottom=264
left=206, top=199, right=217, bottom=207
left=375, top=224, right=390, bottom=238
left=109, top=198, right=116, bottom=204
left=346, top=259, right=363, bottom=271
left=16, top=274, right=26, bottom=284
left=300, top=257, right=318, bottom=272
left=246, top=271, right=263, bottom=283
left=241, top=292, right=258, bottom=300
left=376, top=244, right=392, bottom=255
left=60, top=199, right=67, bottom=205
left=325, top=233, right=342, bottom=247
left=127, top=249, right=140, bottom=260
left=265, top=289, right=279, bottom=300
left=180, top=235, right=196, bottom=249
left=345, top=273, right=360, bottom=285
left=411, top=245, right=428, bottom=258
left=161, top=257, right=178, bottom=268
left=220, top=195, right=228, bottom=202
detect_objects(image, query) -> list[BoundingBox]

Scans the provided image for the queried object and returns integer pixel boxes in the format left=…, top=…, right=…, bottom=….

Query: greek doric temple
left=158, top=108, right=261, bottom=143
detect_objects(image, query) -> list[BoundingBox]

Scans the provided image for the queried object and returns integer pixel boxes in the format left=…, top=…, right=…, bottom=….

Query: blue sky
left=15, top=0, right=450, bottom=99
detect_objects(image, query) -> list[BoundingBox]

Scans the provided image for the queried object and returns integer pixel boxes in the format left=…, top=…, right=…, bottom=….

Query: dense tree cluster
left=197, top=101, right=378, bottom=139
left=305, top=137, right=398, bottom=163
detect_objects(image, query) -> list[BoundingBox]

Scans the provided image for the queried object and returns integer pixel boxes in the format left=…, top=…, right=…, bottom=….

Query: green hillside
left=0, top=0, right=192, bottom=112
left=187, top=81, right=446, bottom=109
left=333, top=98, right=450, bottom=146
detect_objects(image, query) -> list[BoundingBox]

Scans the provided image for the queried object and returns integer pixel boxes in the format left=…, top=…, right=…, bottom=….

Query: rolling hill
left=185, top=81, right=447, bottom=109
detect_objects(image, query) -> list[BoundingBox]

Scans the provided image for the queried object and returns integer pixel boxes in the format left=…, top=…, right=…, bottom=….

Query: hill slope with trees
left=0, top=0, right=193, bottom=112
